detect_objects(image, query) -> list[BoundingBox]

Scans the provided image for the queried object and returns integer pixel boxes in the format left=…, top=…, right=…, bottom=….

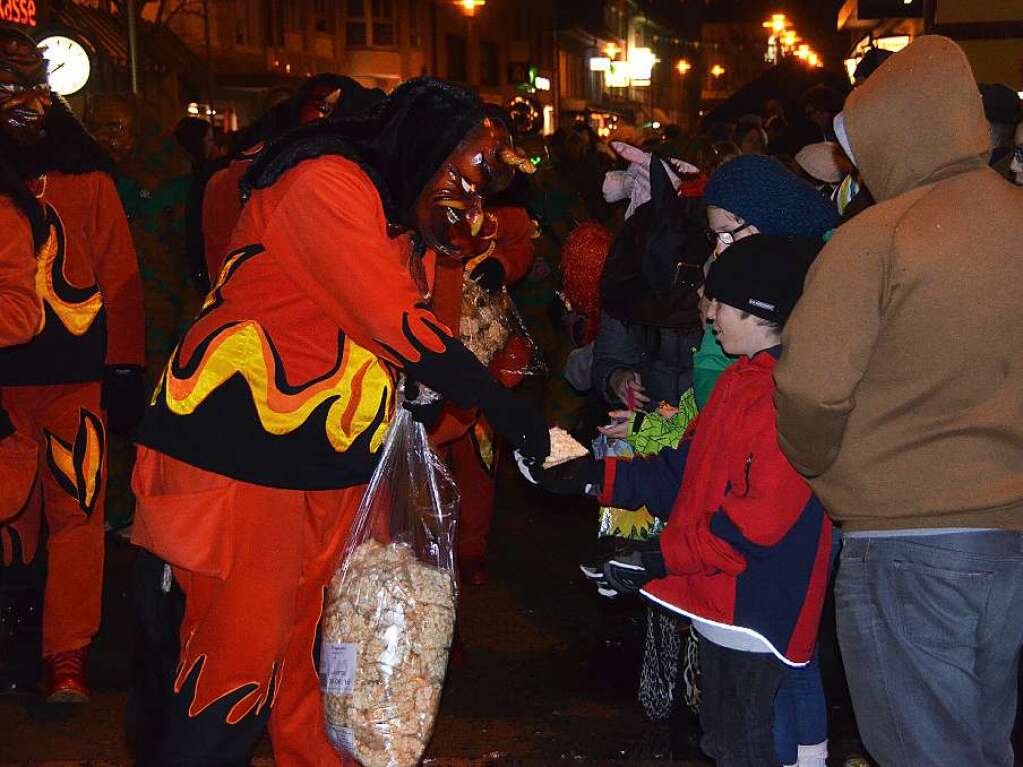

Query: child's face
left=706, top=300, right=770, bottom=357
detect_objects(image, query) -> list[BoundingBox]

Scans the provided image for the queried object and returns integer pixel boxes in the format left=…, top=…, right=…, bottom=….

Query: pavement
left=2, top=458, right=872, bottom=767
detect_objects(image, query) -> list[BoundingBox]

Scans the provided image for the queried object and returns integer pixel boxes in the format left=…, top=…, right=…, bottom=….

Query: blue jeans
left=773, top=654, right=827, bottom=765
left=836, top=531, right=1023, bottom=767
left=699, top=636, right=787, bottom=767
left=773, top=527, right=839, bottom=764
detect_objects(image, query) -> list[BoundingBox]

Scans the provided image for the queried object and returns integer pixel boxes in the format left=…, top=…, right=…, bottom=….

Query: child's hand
left=609, top=370, right=650, bottom=409
left=597, top=409, right=632, bottom=440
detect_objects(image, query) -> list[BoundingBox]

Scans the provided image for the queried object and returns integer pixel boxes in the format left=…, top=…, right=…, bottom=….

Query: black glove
left=398, top=318, right=548, bottom=460
left=480, top=384, right=549, bottom=460
left=469, top=257, right=506, bottom=295
left=101, top=365, right=146, bottom=437
left=515, top=453, right=602, bottom=495
left=0, top=405, right=13, bottom=441
left=401, top=379, right=444, bottom=430
left=602, top=542, right=667, bottom=596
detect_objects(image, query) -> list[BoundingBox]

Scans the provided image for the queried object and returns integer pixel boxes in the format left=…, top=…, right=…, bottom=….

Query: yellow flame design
left=163, top=321, right=393, bottom=454
left=34, top=212, right=103, bottom=336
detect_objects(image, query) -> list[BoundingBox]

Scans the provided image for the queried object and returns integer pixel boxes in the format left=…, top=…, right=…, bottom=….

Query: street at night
left=0, top=463, right=876, bottom=766
left=3, top=0, right=1023, bottom=765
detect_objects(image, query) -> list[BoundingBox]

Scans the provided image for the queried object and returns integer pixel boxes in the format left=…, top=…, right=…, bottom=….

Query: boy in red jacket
left=520, top=234, right=832, bottom=767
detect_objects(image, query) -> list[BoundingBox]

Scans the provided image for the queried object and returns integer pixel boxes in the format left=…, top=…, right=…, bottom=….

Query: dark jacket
left=591, top=311, right=701, bottom=406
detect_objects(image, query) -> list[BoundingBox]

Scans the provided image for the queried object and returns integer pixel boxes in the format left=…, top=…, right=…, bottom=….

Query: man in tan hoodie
left=775, top=36, right=1023, bottom=767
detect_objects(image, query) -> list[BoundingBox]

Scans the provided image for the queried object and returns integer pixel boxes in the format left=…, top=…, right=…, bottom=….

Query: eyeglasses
left=705, top=222, right=752, bottom=246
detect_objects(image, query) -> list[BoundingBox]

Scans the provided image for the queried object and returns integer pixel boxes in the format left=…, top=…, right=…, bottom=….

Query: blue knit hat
left=704, top=155, right=838, bottom=239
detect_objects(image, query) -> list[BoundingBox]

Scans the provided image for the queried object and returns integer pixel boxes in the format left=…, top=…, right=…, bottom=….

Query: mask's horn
left=500, top=147, right=537, bottom=175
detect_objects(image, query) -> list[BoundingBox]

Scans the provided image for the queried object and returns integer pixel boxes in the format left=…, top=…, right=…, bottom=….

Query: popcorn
left=322, top=540, right=456, bottom=767
left=460, top=275, right=512, bottom=366
left=544, top=426, right=590, bottom=468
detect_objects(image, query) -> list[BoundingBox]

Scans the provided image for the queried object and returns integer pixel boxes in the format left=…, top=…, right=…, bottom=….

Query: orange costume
left=130, top=79, right=549, bottom=766
left=134, top=157, right=469, bottom=765
left=201, top=145, right=260, bottom=282
left=429, top=206, right=537, bottom=570
left=0, top=171, right=144, bottom=661
left=0, top=199, right=43, bottom=347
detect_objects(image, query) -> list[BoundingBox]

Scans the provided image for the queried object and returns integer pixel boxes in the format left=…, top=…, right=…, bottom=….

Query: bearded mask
left=86, top=94, right=139, bottom=164
left=0, top=30, right=51, bottom=148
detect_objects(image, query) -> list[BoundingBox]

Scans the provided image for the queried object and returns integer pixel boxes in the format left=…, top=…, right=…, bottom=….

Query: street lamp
left=763, top=13, right=787, bottom=34
left=710, top=64, right=726, bottom=78
left=676, top=59, right=692, bottom=76
left=457, top=0, right=485, bottom=16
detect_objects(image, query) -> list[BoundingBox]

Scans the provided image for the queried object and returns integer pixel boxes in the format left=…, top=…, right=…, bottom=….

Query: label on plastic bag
left=326, top=722, right=356, bottom=754
left=320, top=641, right=357, bottom=695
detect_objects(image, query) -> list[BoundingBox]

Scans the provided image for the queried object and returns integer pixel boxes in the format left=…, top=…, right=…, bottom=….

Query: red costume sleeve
left=203, top=159, right=248, bottom=281
left=0, top=202, right=42, bottom=347
left=489, top=206, right=537, bottom=285
left=261, top=158, right=453, bottom=366
left=88, top=173, right=145, bottom=367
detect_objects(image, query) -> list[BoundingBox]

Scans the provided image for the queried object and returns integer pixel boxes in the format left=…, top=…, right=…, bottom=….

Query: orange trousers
left=131, top=446, right=360, bottom=767
left=442, top=420, right=498, bottom=565
left=0, top=382, right=106, bottom=658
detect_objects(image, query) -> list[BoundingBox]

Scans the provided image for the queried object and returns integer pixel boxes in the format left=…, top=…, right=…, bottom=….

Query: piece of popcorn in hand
left=544, top=426, right=590, bottom=468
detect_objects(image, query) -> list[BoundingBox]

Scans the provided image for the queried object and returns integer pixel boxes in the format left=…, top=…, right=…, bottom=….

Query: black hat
left=853, top=48, right=892, bottom=84
left=704, top=234, right=821, bottom=325
left=979, top=83, right=1021, bottom=125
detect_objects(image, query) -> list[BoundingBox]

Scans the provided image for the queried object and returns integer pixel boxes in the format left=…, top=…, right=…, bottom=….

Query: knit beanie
left=703, top=154, right=838, bottom=238
left=704, top=234, right=820, bottom=325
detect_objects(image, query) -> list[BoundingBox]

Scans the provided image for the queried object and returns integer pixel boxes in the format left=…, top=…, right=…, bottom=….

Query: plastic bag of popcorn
left=460, top=267, right=546, bottom=379
left=321, top=382, right=458, bottom=767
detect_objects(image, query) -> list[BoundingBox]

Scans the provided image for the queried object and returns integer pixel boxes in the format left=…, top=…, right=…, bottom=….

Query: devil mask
left=0, top=28, right=50, bottom=148
left=415, top=116, right=535, bottom=258
left=244, top=78, right=534, bottom=256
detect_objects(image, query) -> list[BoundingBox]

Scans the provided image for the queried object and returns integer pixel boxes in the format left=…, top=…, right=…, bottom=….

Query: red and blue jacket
left=598, top=347, right=832, bottom=666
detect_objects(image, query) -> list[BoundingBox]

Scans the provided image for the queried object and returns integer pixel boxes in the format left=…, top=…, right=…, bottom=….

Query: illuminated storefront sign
left=0, top=0, right=37, bottom=27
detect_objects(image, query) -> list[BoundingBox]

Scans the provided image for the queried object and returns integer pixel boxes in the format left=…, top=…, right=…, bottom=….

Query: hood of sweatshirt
left=843, top=35, right=990, bottom=202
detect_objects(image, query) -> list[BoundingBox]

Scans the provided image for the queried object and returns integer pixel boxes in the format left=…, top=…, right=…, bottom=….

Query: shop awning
left=59, top=2, right=204, bottom=86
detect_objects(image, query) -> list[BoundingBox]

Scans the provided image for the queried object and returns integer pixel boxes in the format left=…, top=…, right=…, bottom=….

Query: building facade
left=838, top=0, right=1023, bottom=88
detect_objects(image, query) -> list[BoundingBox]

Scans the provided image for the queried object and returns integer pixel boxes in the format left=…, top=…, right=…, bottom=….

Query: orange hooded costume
left=129, top=80, right=547, bottom=766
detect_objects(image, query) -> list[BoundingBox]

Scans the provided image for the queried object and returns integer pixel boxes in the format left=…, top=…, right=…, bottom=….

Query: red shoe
left=45, top=647, right=91, bottom=703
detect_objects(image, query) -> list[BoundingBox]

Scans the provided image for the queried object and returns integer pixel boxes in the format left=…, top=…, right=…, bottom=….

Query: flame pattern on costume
left=43, top=408, right=106, bottom=516
left=156, top=245, right=394, bottom=455
left=35, top=205, right=103, bottom=337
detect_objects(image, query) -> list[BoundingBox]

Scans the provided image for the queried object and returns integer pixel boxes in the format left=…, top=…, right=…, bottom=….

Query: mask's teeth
left=445, top=207, right=460, bottom=225
left=469, top=211, right=484, bottom=237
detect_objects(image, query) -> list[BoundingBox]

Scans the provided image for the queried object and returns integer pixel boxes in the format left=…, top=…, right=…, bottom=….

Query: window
left=282, top=0, right=302, bottom=31
left=480, top=41, right=500, bottom=87
left=371, top=0, right=394, bottom=47
left=346, top=0, right=366, bottom=44
left=346, top=0, right=394, bottom=47
left=447, top=35, right=467, bottom=82
left=314, top=0, right=336, bottom=33
left=409, top=0, right=420, bottom=48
